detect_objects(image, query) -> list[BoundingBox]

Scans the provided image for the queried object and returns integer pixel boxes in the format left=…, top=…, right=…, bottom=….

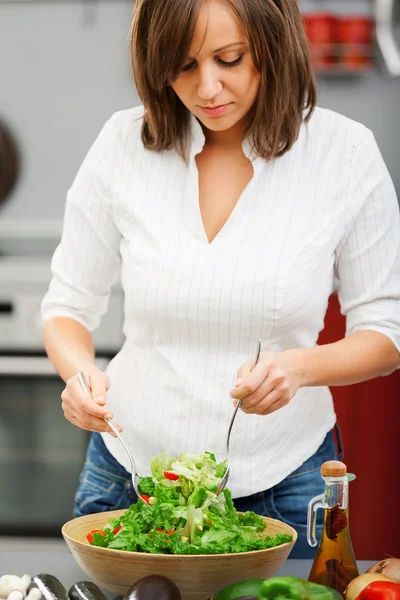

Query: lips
left=199, top=103, right=231, bottom=117
left=200, top=104, right=226, bottom=109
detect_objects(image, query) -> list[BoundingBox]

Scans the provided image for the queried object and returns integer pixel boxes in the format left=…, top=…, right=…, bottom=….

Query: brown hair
left=131, top=0, right=317, bottom=161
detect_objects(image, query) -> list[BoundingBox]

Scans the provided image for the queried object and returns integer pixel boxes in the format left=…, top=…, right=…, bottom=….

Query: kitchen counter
left=0, top=539, right=375, bottom=598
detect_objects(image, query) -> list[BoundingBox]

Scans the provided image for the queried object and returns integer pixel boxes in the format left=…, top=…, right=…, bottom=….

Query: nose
left=197, top=63, right=223, bottom=101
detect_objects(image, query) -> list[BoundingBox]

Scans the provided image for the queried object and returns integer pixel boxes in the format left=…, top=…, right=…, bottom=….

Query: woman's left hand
left=229, top=350, right=303, bottom=416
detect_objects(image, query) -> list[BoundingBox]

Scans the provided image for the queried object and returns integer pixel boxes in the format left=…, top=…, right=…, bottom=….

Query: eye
left=181, top=60, right=196, bottom=72
left=181, top=54, right=245, bottom=73
left=217, top=55, right=244, bottom=68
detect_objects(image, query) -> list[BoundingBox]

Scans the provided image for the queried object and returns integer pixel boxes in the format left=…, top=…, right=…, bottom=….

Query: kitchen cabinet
left=318, top=295, right=400, bottom=559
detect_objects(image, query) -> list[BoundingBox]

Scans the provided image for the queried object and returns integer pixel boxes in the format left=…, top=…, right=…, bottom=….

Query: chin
left=196, top=114, right=240, bottom=132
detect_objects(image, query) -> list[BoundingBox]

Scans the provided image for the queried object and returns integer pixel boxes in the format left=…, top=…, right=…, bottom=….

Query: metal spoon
left=215, top=338, right=262, bottom=496
left=77, top=370, right=145, bottom=503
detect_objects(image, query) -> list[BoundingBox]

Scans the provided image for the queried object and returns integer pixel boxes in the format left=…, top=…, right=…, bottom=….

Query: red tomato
left=141, top=495, right=151, bottom=503
left=164, top=471, right=179, bottom=481
left=155, top=528, right=174, bottom=535
left=358, top=581, right=400, bottom=599
left=113, top=526, right=122, bottom=535
left=86, top=529, right=106, bottom=544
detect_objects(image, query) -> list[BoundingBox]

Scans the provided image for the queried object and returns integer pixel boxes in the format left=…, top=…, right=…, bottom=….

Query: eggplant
left=68, top=582, right=108, bottom=600
left=28, top=575, right=69, bottom=600
left=123, top=575, right=181, bottom=600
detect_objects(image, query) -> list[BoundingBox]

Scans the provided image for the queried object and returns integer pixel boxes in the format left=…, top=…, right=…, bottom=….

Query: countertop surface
left=0, top=538, right=375, bottom=598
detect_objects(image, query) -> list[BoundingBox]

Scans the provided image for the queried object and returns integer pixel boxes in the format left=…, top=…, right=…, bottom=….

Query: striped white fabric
left=41, top=105, right=400, bottom=497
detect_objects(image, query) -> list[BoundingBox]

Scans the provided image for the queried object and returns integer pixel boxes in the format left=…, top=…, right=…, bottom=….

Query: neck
left=202, top=119, right=247, bottom=150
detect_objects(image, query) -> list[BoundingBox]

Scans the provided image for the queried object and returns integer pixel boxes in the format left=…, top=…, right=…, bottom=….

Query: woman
left=41, top=0, right=400, bottom=558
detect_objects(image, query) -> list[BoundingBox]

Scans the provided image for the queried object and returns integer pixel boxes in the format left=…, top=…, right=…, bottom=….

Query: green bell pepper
left=259, top=577, right=337, bottom=600
left=213, top=578, right=264, bottom=599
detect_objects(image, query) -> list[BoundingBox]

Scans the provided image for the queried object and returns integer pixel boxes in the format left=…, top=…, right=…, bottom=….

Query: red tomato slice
left=113, top=526, right=122, bottom=535
left=164, top=471, right=179, bottom=481
left=86, top=529, right=106, bottom=544
left=155, top=528, right=175, bottom=535
left=141, top=495, right=151, bottom=503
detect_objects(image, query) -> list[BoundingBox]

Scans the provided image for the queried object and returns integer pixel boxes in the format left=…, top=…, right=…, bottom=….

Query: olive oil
left=307, top=461, right=359, bottom=595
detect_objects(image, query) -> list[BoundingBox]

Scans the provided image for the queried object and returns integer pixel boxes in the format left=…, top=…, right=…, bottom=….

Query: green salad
left=87, top=451, right=293, bottom=555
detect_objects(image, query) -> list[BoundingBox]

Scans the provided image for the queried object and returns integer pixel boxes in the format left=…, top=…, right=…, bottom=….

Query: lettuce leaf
left=89, top=450, right=293, bottom=555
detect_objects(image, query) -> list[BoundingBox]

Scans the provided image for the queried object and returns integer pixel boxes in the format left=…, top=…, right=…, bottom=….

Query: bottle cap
left=321, top=460, right=347, bottom=477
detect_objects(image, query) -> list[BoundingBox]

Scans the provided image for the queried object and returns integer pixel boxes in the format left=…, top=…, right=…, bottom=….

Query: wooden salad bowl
left=62, top=509, right=297, bottom=600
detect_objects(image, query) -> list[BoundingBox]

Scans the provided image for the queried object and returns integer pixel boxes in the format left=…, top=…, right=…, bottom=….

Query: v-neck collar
left=187, top=114, right=262, bottom=246
left=188, top=113, right=262, bottom=167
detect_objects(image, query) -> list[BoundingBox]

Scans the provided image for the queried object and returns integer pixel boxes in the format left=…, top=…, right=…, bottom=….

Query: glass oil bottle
left=307, top=460, right=359, bottom=595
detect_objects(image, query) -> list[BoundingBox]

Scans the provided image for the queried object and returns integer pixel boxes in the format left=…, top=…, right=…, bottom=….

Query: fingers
left=230, top=360, right=273, bottom=401
left=230, top=352, right=294, bottom=416
left=70, top=412, right=120, bottom=437
left=238, top=376, right=276, bottom=410
left=87, top=370, right=110, bottom=406
left=260, top=396, right=288, bottom=416
left=235, top=357, right=254, bottom=383
left=65, top=384, right=109, bottom=420
left=242, top=389, right=287, bottom=415
left=61, top=369, right=122, bottom=436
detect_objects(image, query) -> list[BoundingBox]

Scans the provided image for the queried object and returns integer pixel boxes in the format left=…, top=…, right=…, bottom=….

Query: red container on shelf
left=338, top=16, right=374, bottom=45
left=303, top=12, right=338, bottom=44
left=337, top=16, right=374, bottom=68
left=303, top=12, right=338, bottom=69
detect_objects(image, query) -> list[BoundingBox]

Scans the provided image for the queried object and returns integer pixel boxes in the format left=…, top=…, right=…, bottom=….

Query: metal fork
left=215, top=338, right=262, bottom=496
left=77, top=370, right=146, bottom=503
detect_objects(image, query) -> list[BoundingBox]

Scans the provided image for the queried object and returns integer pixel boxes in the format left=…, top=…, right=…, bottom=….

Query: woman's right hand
left=61, top=365, right=122, bottom=437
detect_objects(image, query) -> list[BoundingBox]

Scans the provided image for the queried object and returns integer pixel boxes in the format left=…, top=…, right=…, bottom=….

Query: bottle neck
left=322, top=477, right=349, bottom=510
left=320, top=477, right=352, bottom=547
left=307, top=472, right=355, bottom=548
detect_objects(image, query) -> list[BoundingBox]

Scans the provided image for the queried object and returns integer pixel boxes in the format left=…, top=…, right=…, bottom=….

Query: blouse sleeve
left=335, top=126, right=400, bottom=353
left=41, top=114, right=122, bottom=332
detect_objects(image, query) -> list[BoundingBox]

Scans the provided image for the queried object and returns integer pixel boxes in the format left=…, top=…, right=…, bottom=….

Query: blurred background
left=0, top=0, right=399, bottom=559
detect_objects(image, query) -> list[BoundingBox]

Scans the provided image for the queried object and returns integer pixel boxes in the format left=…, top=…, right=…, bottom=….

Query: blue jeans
left=73, top=426, right=343, bottom=559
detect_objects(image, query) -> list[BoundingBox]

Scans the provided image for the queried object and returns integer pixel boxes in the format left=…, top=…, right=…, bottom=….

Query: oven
left=0, top=251, right=124, bottom=537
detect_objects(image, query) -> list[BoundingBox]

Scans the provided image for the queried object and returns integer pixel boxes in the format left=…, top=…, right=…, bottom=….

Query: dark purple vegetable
left=28, top=574, right=69, bottom=600
left=124, top=575, right=181, bottom=600
left=68, top=581, right=108, bottom=600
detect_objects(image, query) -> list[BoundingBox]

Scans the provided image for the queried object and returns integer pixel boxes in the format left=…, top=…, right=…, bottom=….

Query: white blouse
left=41, top=105, right=400, bottom=498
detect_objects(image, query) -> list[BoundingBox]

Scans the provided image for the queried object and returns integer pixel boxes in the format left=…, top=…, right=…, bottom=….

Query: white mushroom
left=8, top=591, right=24, bottom=600
left=0, top=575, right=37, bottom=600
left=0, top=576, right=26, bottom=598
left=25, top=590, right=41, bottom=600
left=20, top=577, right=31, bottom=594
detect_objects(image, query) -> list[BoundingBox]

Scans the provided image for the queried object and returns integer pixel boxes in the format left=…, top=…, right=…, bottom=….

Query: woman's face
left=171, top=0, right=260, bottom=137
